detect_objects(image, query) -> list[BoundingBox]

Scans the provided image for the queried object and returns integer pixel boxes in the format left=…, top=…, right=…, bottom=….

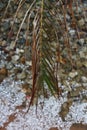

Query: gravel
left=0, top=79, right=87, bottom=130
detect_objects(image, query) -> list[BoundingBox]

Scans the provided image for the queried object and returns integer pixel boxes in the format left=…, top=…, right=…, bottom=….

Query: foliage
left=3, top=0, right=82, bottom=111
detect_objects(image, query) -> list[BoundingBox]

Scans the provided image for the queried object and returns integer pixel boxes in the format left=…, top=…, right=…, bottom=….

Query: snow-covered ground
left=0, top=78, right=87, bottom=130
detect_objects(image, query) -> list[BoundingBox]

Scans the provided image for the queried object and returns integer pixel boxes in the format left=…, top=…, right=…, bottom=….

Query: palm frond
left=26, top=0, right=62, bottom=112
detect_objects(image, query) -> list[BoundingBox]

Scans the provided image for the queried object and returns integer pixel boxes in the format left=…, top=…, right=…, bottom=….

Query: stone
left=21, top=23, right=26, bottom=30
left=82, top=83, right=87, bottom=87
left=10, top=41, right=16, bottom=50
left=17, top=11, right=24, bottom=19
left=1, top=40, right=6, bottom=46
left=70, top=123, right=87, bottom=130
left=25, top=61, right=32, bottom=66
left=0, top=2, right=5, bottom=11
left=25, top=0, right=30, bottom=3
left=69, top=71, right=78, bottom=78
left=68, top=90, right=79, bottom=97
left=7, top=63, right=14, bottom=70
left=20, top=49, right=24, bottom=53
left=77, top=39, right=85, bottom=46
left=17, top=71, right=27, bottom=80
left=82, top=61, right=87, bottom=67
left=0, top=67, right=8, bottom=76
left=17, top=37, right=26, bottom=45
left=16, top=48, right=24, bottom=54
left=9, top=50, right=15, bottom=56
left=30, top=11, right=35, bottom=19
left=24, top=46, right=31, bottom=60
left=12, top=55, right=20, bottom=63
left=81, top=76, right=87, bottom=83
left=84, top=17, right=87, bottom=22
left=79, top=51, right=85, bottom=58
left=59, top=100, right=73, bottom=121
left=76, top=7, right=82, bottom=13
left=3, top=47, right=9, bottom=54
left=78, top=19, right=85, bottom=26
left=0, top=67, right=8, bottom=82
left=22, top=83, right=31, bottom=95
left=20, top=56, right=25, bottom=64
left=15, top=48, right=20, bottom=54
left=25, top=78, right=32, bottom=85
left=6, top=55, right=12, bottom=62
left=14, top=67, right=22, bottom=74
left=69, top=30, right=75, bottom=36
left=2, top=21, right=10, bottom=31
left=82, top=0, right=87, bottom=4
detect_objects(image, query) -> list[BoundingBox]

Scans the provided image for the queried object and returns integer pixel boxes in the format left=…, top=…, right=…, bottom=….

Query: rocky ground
left=0, top=0, right=87, bottom=130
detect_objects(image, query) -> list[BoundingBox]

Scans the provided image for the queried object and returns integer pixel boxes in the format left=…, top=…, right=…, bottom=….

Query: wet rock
left=70, top=123, right=87, bottom=130
left=49, top=127, right=59, bottom=130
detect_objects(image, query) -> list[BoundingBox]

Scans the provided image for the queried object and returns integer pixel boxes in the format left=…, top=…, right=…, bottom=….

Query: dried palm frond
left=3, top=0, right=80, bottom=112
left=26, top=0, right=62, bottom=112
